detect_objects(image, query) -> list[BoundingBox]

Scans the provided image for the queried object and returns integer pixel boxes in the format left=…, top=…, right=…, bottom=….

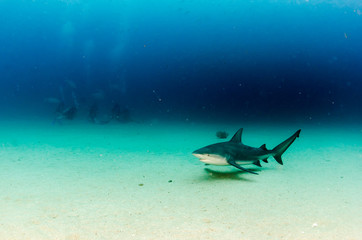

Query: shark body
left=192, top=128, right=301, bottom=175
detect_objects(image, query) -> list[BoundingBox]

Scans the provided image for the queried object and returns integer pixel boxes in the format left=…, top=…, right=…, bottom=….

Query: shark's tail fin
left=272, top=129, right=301, bottom=165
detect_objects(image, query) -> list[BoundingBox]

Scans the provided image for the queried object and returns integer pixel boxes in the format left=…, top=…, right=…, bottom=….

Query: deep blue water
left=0, top=0, right=361, bottom=123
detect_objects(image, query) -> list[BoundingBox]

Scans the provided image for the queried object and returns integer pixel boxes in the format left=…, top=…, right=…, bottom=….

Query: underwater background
left=1, top=0, right=361, bottom=123
left=0, top=1, right=361, bottom=240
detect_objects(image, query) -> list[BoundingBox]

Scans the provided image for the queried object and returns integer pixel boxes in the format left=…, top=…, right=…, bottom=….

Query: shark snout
left=192, top=153, right=204, bottom=159
left=192, top=148, right=206, bottom=159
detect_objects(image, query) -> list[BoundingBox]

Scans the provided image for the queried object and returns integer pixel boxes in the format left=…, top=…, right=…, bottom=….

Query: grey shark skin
left=192, top=128, right=301, bottom=175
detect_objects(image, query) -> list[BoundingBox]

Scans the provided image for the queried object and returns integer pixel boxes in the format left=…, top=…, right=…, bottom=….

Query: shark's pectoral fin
left=227, top=159, right=258, bottom=175
left=253, top=160, right=262, bottom=167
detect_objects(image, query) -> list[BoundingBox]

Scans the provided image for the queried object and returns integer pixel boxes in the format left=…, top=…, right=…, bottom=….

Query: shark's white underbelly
left=199, top=158, right=228, bottom=165
left=200, top=158, right=254, bottom=166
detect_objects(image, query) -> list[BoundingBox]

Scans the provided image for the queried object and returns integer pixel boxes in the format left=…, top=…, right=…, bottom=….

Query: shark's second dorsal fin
left=230, top=128, right=243, bottom=143
left=260, top=144, right=267, bottom=151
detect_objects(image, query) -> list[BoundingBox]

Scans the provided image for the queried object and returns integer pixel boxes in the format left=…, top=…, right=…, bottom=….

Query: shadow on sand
left=200, top=168, right=262, bottom=182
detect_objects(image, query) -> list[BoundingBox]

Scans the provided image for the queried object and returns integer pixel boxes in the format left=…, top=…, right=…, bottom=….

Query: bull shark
left=192, top=128, right=301, bottom=175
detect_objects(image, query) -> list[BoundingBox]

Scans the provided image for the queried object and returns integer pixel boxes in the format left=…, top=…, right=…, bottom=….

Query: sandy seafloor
left=0, top=119, right=361, bottom=240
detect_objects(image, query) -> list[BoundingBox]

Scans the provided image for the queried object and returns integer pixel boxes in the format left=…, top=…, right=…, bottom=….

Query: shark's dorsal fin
left=229, top=128, right=243, bottom=143
left=260, top=144, right=267, bottom=151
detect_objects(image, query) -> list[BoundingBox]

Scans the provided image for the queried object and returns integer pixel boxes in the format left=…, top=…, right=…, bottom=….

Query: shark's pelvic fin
left=229, top=128, right=243, bottom=144
left=227, top=159, right=258, bottom=175
left=272, top=129, right=301, bottom=165
left=253, top=160, right=262, bottom=167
